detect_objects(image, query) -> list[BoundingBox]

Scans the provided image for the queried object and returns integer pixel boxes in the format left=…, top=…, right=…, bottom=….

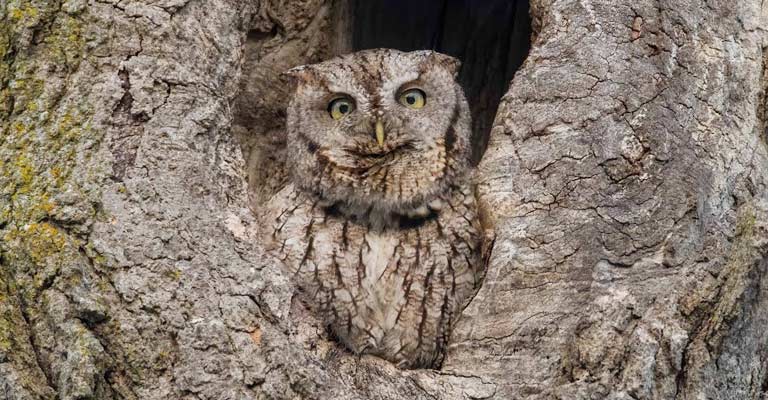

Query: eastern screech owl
left=261, top=49, right=484, bottom=369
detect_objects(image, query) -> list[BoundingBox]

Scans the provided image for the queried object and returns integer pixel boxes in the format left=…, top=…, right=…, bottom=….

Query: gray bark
left=1, top=1, right=767, bottom=400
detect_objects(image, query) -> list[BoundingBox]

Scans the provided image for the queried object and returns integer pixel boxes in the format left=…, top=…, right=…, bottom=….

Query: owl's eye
left=398, top=88, right=426, bottom=109
left=328, top=97, right=355, bottom=120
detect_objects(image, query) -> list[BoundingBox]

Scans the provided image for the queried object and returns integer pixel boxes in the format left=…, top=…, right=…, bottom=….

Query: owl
left=260, top=49, right=484, bottom=369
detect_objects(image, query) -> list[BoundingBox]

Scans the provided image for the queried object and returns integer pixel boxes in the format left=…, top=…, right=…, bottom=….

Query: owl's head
left=284, top=49, right=471, bottom=219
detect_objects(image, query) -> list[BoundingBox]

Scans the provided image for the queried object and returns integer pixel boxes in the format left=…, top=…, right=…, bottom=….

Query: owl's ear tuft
left=281, top=65, right=314, bottom=86
left=425, top=52, right=461, bottom=79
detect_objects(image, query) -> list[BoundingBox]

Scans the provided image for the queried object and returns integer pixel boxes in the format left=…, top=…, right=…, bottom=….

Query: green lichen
left=0, top=3, right=113, bottom=395
left=735, top=208, right=757, bottom=239
left=7, top=4, right=40, bottom=24
left=0, top=0, right=98, bottom=305
left=164, top=268, right=183, bottom=281
left=0, top=276, right=15, bottom=354
left=4, top=222, right=68, bottom=265
left=0, top=275, right=30, bottom=362
left=0, top=318, right=12, bottom=353
left=46, top=14, right=85, bottom=68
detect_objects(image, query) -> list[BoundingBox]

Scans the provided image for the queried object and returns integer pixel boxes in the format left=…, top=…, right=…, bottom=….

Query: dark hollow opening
left=342, top=0, right=532, bottom=163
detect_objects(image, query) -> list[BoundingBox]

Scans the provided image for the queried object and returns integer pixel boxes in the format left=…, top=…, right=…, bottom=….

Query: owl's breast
left=261, top=183, right=482, bottom=368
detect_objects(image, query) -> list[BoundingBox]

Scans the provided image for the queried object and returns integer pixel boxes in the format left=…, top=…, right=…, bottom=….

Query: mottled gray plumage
left=260, top=49, right=484, bottom=369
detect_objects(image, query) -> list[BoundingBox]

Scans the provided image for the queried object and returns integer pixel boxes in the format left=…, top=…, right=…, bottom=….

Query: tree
left=1, top=0, right=766, bottom=399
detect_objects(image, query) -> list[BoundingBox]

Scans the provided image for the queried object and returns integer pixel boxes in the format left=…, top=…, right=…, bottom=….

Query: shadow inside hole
left=344, top=0, right=531, bottom=164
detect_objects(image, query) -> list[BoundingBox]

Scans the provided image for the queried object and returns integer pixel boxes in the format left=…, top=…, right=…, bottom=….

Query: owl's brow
left=395, top=79, right=426, bottom=95
left=417, top=57, right=433, bottom=76
left=298, top=67, right=327, bottom=88
left=355, top=52, right=383, bottom=110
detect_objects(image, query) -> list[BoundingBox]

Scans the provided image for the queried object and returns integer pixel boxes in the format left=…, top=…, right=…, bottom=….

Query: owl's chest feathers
left=357, top=232, right=404, bottom=312
left=266, top=183, right=480, bottom=328
left=265, top=180, right=480, bottom=368
left=360, top=233, right=394, bottom=282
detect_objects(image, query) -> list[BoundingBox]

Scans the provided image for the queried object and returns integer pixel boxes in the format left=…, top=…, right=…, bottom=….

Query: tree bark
left=1, top=1, right=767, bottom=400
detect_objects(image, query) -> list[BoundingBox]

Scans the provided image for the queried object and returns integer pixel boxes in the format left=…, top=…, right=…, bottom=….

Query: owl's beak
left=375, top=120, right=385, bottom=147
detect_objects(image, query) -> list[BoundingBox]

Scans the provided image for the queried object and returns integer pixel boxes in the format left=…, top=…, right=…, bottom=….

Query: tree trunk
left=1, top=1, right=766, bottom=400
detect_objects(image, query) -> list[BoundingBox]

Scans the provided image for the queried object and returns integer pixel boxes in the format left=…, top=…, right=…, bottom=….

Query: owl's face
left=285, top=49, right=471, bottom=216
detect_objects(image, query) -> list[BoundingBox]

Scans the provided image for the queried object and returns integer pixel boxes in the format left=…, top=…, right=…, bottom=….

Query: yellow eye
left=399, top=88, right=426, bottom=109
left=328, top=97, right=355, bottom=120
